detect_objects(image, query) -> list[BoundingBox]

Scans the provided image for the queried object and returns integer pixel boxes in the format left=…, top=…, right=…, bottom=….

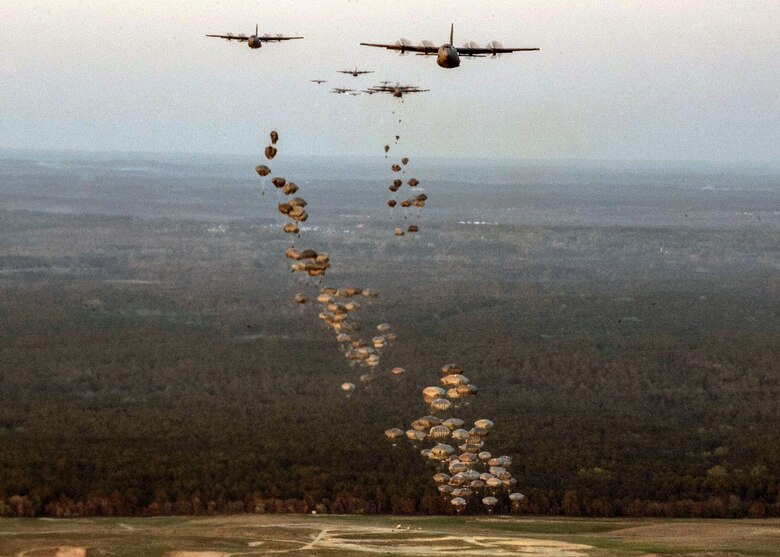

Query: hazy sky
left=1, top=1, right=778, bottom=162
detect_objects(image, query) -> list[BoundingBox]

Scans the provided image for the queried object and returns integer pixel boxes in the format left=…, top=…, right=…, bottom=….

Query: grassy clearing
left=467, top=517, right=638, bottom=535
left=1, top=515, right=777, bottom=556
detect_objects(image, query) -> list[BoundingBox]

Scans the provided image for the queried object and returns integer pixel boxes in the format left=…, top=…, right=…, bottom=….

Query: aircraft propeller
left=395, top=38, right=412, bottom=55
left=419, top=40, right=437, bottom=53
left=486, top=40, right=503, bottom=57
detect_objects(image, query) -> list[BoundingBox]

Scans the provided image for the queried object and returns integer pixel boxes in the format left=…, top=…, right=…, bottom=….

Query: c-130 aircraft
left=206, top=24, right=302, bottom=49
left=361, top=24, right=538, bottom=68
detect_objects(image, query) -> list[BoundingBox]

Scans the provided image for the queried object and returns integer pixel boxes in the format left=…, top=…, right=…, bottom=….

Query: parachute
left=509, top=492, right=525, bottom=503
left=443, top=418, right=465, bottom=430
left=430, top=397, right=452, bottom=413
left=474, top=419, right=495, bottom=430
left=423, top=386, right=446, bottom=400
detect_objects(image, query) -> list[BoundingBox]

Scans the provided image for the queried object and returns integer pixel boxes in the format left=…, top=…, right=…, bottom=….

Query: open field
left=1, top=515, right=779, bottom=556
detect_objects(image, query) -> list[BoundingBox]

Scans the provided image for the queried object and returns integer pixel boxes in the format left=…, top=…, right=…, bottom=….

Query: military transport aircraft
left=338, top=68, right=375, bottom=77
left=360, top=24, right=538, bottom=68
left=366, top=82, right=429, bottom=98
left=206, top=24, right=303, bottom=49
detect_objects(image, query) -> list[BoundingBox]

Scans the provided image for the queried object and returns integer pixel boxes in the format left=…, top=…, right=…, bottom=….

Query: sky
left=1, top=0, right=778, bottom=163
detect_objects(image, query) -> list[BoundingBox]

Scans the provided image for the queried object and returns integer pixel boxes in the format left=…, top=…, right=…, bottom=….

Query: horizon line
left=1, top=146, right=778, bottom=171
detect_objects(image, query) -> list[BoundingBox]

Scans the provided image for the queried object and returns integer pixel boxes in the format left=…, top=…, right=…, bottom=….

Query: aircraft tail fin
left=449, top=23, right=454, bottom=44
left=256, top=23, right=258, bottom=36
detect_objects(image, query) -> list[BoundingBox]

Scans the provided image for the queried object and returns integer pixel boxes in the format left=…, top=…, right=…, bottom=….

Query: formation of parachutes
left=385, top=362, right=524, bottom=513
left=255, top=129, right=521, bottom=514
left=383, top=147, right=427, bottom=236
left=257, top=130, right=401, bottom=390
left=256, top=132, right=328, bottom=280
left=317, top=287, right=399, bottom=384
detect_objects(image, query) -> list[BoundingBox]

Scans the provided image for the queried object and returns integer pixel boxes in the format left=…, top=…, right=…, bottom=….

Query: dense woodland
left=1, top=208, right=779, bottom=518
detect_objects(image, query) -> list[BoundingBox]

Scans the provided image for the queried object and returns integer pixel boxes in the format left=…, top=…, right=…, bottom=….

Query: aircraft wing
left=206, top=34, right=249, bottom=42
left=457, top=46, right=539, bottom=56
left=360, top=42, right=437, bottom=55
left=260, top=35, right=304, bottom=42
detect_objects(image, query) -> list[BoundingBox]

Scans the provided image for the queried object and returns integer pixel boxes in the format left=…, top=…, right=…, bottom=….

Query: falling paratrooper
left=341, top=382, right=355, bottom=397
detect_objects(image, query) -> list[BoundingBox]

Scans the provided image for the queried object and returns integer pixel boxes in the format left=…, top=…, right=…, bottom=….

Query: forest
left=1, top=206, right=779, bottom=518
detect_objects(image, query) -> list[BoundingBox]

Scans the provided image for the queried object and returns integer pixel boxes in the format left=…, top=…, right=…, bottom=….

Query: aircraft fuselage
left=437, top=44, right=460, bottom=68
left=247, top=35, right=262, bottom=48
